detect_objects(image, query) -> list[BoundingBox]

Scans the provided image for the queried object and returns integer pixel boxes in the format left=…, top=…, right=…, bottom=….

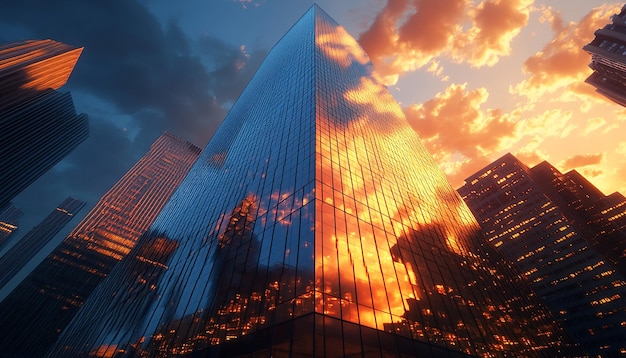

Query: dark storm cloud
left=0, top=0, right=264, bottom=235
left=0, top=0, right=262, bottom=148
left=12, top=119, right=138, bottom=232
left=197, top=35, right=267, bottom=104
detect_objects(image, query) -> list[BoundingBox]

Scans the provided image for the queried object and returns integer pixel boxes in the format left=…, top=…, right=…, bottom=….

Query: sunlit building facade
left=0, top=203, right=23, bottom=253
left=0, top=39, right=87, bottom=211
left=583, top=4, right=626, bottom=107
left=0, top=39, right=83, bottom=111
left=0, top=133, right=201, bottom=357
left=0, top=197, right=85, bottom=290
left=49, top=7, right=576, bottom=357
left=458, top=153, right=626, bottom=356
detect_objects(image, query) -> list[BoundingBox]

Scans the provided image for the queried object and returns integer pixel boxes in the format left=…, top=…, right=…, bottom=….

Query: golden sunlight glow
left=315, top=24, right=369, bottom=68
left=89, top=345, right=118, bottom=358
left=343, top=77, right=404, bottom=119
left=312, top=16, right=480, bottom=334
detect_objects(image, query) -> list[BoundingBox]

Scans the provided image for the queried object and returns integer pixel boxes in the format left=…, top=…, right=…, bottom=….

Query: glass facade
left=0, top=39, right=83, bottom=112
left=49, top=6, right=573, bottom=357
left=458, top=153, right=626, bottom=356
left=0, top=39, right=87, bottom=212
left=0, top=133, right=201, bottom=357
left=0, top=197, right=85, bottom=289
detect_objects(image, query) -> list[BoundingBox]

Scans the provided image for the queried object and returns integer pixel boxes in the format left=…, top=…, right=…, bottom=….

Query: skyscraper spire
left=49, top=6, right=575, bottom=357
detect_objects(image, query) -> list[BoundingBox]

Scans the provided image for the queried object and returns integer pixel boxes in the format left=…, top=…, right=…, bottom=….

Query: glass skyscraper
left=0, top=39, right=83, bottom=112
left=0, top=39, right=88, bottom=211
left=0, top=133, right=201, bottom=357
left=49, top=6, right=574, bottom=357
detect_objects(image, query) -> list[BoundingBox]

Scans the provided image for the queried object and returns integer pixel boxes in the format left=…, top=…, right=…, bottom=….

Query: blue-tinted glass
left=49, top=5, right=579, bottom=358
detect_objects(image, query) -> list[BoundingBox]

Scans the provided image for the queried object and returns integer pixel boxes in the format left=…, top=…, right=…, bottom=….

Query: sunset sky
left=0, top=0, right=624, bottom=253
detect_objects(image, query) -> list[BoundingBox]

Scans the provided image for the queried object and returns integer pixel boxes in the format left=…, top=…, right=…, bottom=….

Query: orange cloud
left=396, top=0, right=466, bottom=53
left=515, top=150, right=544, bottom=168
left=520, top=108, right=575, bottom=138
left=581, top=168, right=603, bottom=178
left=404, top=83, right=517, bottom=185
left=584, top=117, right=607, bottom=134
left=452, top=0, right=533, bottom=66
left=559, top=153, right=604, bottom=171
left=610, top=165, right=626, bottom=193
left=537, top=5, right=565, bottom=32
left=359, top=0, right=532, bottom=83
left=512, top=4, right=621, bottom=101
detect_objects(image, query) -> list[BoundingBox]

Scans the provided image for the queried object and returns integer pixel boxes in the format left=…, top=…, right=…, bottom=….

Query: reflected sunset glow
left=46, top=7, right=577, bottom=357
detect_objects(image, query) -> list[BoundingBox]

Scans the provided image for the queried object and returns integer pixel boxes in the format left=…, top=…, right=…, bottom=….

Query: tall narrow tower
left=0, top=39, right=88, bottom=211
left=49, top=6, right=574, bottom=357
left=0, top=39, right=83, bottom=111
left=0, top=197, right=85, bottom=290
left=0, top=133, right=201, bottom=357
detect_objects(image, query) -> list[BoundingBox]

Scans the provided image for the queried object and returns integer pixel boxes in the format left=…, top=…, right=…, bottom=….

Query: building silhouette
left=458, top=153, right=626, bottom=356
left=530, top=161, right=626, bottom=277
left=0, top=132, right=201, bottom=357
left=583, top=4, right=626, bottom=106
left=0, top=39, right=88, bottom=211
left=0, top=203, right=23, bottom=253
left=0, top=197, right=85, bottom=290
left=49, top=6, right=576, bottom=357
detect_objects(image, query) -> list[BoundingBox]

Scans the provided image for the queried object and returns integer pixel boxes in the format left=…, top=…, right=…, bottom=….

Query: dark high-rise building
left=530, top=161, right=626, bottom=276
left=0, top=197, right=85, bottom=290
left=49, top=7, right=575, bottom=357
left=458, top=153, right=626, bottom=356
left=0, top=132, right=201, bottom=357
left=0, top=203, right=23, bottom=253
left=588, top=192, right=626, bottom=274
left=0, top=39, right=88, bottom=211
left=583, top=4, right=626, bottom=106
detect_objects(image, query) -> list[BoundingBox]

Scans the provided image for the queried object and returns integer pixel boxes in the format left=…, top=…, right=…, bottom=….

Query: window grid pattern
left=0, top=133, right=200, bottom=357
left=50, top=6, right=575, bottom=358
left=0, top=197, right=85, bottom=289
left=458, top=154, right=626, bottom=356
left=312, top=9, right=571, bottom=358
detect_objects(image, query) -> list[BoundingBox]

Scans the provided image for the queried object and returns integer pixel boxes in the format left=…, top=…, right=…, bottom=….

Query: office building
left=530, top=161, right=626, bottom=276
left=0, top=132, right=201, bottom=357
left=0, top=197, right=85, bottom=289
left=0, top=39, right=88, bottom=211
left=458, top=153, right=626, bottom=356
left=50, top=7, right=575, bottom=357
left=583, top=4, right=626, bottom=106
left=587, top=192, right=626, bottom=274
left=0, top=204, right=23, bottom=253
left=0, top=39, right=83, bottom=111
